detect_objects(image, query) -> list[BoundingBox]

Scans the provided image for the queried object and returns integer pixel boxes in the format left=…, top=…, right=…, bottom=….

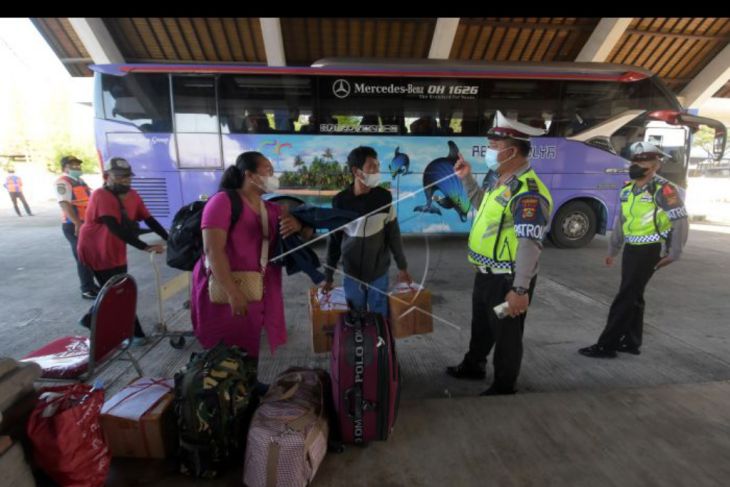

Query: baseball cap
left=104, top=157, right=135, bottom=176
left=60, top=155, right=82, bottom=168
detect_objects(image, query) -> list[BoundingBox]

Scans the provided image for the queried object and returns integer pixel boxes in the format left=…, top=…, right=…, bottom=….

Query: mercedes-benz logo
left=333, top=79, right=351, bottom=99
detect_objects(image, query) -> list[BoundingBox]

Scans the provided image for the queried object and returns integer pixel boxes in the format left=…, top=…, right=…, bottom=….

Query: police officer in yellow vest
left=446, top=111, right=553, bottom=396
left=56, top=156, right=100, bottom=300
left=579, top=142, right=689, bottom=358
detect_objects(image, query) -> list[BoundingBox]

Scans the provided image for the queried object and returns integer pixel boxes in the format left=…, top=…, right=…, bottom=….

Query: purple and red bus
left=92, top=60, right=726, bottom=247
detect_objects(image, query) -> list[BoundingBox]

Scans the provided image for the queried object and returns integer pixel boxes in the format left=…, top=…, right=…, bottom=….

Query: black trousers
left=8, top=191, right=32, bottom=216
left=62, top=223, right=98, bottom=293
left=93, top=266, right=145, bottom=338
left=465, top=272, right=537, bottom=393
left=598, top=243, right=662, bottom=350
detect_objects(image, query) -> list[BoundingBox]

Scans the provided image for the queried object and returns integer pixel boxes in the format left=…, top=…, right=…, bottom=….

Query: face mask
left=484, top=148, right=501, bottom=171
left=629, top=164, right=649, bottom=180
left=68, top=169, right=82, bottom=179
left=484, top=147, right=515, bottom=171
left=108, top=183, right=131, bottom=195
left=256, top=174, right=280, bottom=193
left=358, top=170, right=381, bottom=188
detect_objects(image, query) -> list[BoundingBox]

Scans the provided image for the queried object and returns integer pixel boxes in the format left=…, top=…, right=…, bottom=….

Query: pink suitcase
left=330, top=310, right=400, bottom=444
left=243, top=368, right=329, bottom=487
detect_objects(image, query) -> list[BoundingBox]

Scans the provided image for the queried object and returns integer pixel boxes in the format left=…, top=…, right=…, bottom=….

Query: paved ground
left=3, top=201, right=730, bottom=486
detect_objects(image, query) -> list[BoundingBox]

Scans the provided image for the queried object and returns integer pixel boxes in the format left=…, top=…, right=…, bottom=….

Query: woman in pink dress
left=190, top=151, right=307, bottom=358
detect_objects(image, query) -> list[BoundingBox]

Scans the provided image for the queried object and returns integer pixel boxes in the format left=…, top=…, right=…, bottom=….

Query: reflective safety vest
left=468, top=168, right=552, bottom=270
left=58, top=175, right=91, bottom=223
left=620, top=181, right=672, bottom=245
left=5, top=175, right=21, bottom=193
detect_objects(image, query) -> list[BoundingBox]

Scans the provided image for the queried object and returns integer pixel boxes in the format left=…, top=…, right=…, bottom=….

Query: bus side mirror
left=713, top=127, right=727, bottom=161
left=648, top=111, right=727, bottom=161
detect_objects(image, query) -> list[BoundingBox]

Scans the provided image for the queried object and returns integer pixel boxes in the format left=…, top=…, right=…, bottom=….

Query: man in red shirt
left=78, top=157, right=168, bottom=345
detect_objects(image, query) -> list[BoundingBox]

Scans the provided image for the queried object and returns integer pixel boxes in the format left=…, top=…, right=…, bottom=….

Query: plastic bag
left=26, top=383, right=111, bottom=487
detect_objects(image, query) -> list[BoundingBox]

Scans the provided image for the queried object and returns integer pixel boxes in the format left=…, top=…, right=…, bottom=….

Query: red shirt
left=78, top=188, right=151, bottom=271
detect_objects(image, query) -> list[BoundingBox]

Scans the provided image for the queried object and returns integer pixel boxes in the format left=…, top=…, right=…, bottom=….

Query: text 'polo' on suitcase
left=330, top=309, right=401, bottom=444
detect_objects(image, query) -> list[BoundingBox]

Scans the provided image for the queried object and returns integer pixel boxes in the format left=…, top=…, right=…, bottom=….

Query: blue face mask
left=68, top=169, right=83, bottom=179
left=484, top=148, right=501, bottom=171
left=484, top=147, right=515, bottom=171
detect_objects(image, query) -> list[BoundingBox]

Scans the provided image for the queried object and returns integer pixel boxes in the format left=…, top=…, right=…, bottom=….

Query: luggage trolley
left=149, top=252, right=195, bottom=349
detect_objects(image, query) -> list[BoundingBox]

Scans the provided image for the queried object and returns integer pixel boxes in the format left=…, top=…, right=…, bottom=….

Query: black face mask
left=108, top=183, right=131, bottom=195
left=629, top=164, right=649, bottom=180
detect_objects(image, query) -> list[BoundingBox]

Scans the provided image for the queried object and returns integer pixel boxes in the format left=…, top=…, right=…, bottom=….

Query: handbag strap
left=259, top=199, right=269, bottom=274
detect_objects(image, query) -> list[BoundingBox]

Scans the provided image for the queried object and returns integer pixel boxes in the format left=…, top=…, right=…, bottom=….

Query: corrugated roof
left=31, top=18, right=92, bottom=77
left=449, top=18, right=599, bottom=62
left=30, top=17, right=730, bottom=99
left=281, top=18, right=437, bottom=65
left=104, top=18, right=266, bottom=63
left=606, top=18, right=730, bottom=95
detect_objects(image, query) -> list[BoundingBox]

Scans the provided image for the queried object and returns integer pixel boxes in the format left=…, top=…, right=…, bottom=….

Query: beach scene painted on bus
left=223, top=134, right=483, bottom=234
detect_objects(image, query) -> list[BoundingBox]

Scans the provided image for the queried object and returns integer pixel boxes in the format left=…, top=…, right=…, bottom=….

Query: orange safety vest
left=5, top=175, right=21, bottom=193
left=58, top=175, right=91, bottom=223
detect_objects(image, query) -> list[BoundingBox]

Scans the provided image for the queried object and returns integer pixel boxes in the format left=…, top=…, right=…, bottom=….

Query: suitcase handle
left=344, top=387, right=375, bottom=419
left=344, top=387, right=359, bottom=419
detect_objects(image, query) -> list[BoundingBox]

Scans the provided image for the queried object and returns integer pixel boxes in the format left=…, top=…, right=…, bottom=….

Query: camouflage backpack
left=174, top=342, right=258, bottom=478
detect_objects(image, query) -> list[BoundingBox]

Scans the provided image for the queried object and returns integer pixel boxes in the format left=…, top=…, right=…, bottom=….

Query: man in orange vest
left=56, top=156, right=99, bottom=299
left=4, top=168, right=33, bottom=217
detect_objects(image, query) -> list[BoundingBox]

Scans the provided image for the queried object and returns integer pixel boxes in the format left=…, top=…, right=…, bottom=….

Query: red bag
left=26, top=384, right=111, bottom=487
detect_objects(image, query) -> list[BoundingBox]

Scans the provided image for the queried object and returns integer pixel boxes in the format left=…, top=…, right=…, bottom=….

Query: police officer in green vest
left=446, top=111, right=553, bottom=396
left=579, top=142, right=689, bottom=358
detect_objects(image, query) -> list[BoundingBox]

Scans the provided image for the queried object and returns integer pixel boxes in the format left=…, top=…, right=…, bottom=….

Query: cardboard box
left=389, top=284, right=433, bottom=339
left=100, top=378, right=177, bottom=459
left=309, top=287, right=348, bottom=353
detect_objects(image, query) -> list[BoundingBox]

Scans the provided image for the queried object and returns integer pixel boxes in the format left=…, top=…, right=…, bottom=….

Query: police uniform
left=580, top=143, right=689, bottom=357
left=447, top=112, right=553, bottom=395
left=55, top=163, right=98, bottom=297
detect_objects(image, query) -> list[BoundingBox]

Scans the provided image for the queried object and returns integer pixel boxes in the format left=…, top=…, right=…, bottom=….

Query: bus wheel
left=550, top=201, right=596, bottom=248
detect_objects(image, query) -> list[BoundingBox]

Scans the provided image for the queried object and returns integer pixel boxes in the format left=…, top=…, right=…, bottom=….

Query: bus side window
left=409, top=116, right=437, bottom=135
left=218, top=74, right=314, bottom=135
left=480, top=79, right=560, bottom=137
left=101, top=73, right=172, bottom=133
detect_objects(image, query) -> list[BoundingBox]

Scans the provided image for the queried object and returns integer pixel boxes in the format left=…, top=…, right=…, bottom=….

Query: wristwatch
left=511, top=286, right=529, bottom=296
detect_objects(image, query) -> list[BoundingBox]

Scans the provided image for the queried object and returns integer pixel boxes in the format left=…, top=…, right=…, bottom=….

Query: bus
left=91, top=60, right=726, bottom=248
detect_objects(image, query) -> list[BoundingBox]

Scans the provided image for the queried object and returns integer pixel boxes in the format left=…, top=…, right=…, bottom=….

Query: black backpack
left=166, top=190, right=243, bottom=271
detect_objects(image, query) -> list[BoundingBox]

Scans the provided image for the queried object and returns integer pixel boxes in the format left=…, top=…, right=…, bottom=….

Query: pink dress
left=190, top=192, right=285, bottom=357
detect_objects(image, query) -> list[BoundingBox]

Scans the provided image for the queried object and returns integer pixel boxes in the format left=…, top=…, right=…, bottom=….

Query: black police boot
left=616, top=343, right=641, bottom=355
left=578, top=344, right=617, bottom=358
left=479, top=385, right=516, bottom=397
left=446, top=355, right=486, bottom=380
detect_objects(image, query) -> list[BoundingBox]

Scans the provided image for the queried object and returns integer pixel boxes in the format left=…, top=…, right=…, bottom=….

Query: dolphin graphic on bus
left=414, top=140, right=471, bottom=222
left=389, top=146, right=410, bottom=178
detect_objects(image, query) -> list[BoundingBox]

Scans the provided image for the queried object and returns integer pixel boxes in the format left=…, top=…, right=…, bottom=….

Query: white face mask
left=358, top=170, right=381, bottom=188
left=255, top=174, right=280, bottom=193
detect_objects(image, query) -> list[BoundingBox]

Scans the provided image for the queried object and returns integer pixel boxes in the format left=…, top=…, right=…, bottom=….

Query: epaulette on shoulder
left=506, top=176, right=522, bottom=193
left=526, top=177, right=539, bottom=193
